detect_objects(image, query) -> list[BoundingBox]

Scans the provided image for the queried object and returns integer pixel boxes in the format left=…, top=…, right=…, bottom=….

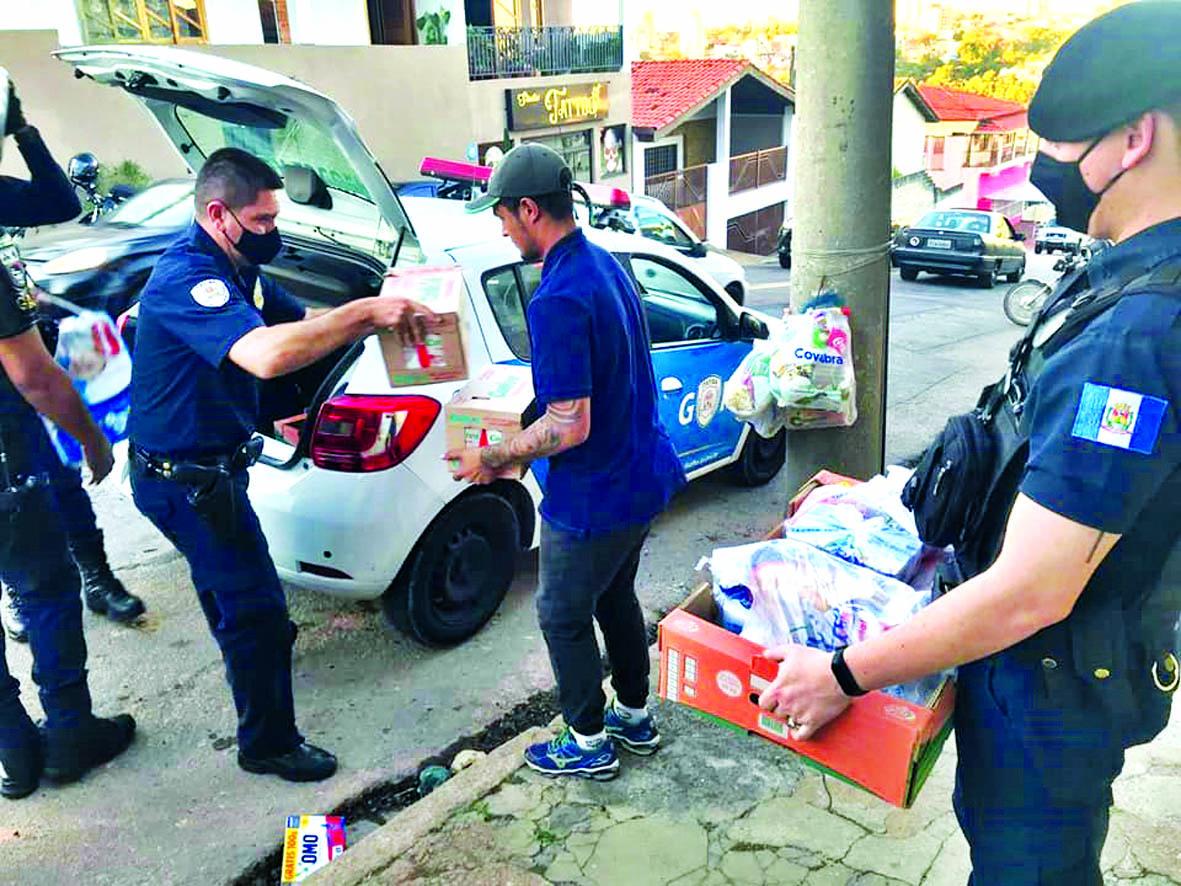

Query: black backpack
left=903, top=257, right=1181, bottom=579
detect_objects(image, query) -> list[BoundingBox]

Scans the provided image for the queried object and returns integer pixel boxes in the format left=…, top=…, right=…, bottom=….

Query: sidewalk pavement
left=315, top=658, right=1181, bottom=886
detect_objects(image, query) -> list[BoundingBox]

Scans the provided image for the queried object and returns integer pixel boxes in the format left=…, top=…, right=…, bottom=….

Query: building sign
left=506, top=82, right=610, bottom=131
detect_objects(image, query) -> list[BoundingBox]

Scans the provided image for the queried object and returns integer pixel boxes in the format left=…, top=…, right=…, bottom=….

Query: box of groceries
left=445, top=364, right=536, bottom=478
left=658, top=470, right=956, bottom=808
left=377, top=266, right=468, bottom=387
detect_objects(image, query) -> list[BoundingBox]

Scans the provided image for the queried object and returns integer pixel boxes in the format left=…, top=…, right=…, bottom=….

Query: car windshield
left=102, top=181, right=195, bottom=228
left=175, top=105, right=372, bottom=202
left=917, top=211, right=993, bottom=234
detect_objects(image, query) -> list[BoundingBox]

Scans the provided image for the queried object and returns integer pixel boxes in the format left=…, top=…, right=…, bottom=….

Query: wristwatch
left=831, top=647, right=868, bottom=697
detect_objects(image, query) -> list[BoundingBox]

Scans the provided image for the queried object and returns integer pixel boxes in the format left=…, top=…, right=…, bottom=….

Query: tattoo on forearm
left=478, top=399, right=587, bottom=469
left=1085, top=531, right=1106, bottom=564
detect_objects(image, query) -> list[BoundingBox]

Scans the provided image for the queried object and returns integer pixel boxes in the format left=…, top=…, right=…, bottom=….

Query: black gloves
left=6, top=81, right=27, bottom=136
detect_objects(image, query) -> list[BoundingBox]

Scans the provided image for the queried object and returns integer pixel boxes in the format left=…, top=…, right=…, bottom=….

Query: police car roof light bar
left=419, top=157, right=492, bottom=186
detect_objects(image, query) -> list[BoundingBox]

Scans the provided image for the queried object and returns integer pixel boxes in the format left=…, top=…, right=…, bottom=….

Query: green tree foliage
left=896, top=22, right=1074, bottom=103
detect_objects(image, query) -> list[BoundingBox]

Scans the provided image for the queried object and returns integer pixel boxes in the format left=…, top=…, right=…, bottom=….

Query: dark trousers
left=131, top=467, right=301, bottom=758
left=952, top=651, right=1170, bottom=885
left=0, top=421, right=92, bottom=753
left=536, top=520, right=651, bottom=736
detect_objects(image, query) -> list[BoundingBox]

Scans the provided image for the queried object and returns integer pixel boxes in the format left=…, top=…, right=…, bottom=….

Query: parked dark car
left=891, top=209, right=1027, bottom=288
left=22, top=177, right=194, bottom=330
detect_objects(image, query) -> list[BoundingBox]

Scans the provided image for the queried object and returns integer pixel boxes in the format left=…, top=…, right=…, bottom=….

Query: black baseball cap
left=1029, top=1, right=1181, bottom=143
left=466, top=142, right=573, bottom=213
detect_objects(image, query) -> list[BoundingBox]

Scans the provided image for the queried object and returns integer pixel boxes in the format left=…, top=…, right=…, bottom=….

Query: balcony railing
left=729, top=146, right=788, bottom=194
left=467, top=25, right=623, bottom=80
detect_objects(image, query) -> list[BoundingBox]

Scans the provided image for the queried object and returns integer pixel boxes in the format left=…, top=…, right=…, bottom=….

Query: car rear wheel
left=1006, top=262, right=1024, bottom=284
left=383, top=493, right=519, bottom=647
left=728, top=428, right=786, bottom=487
left=1035, top=244, right=1043, bottom=254
left=778, top=251, right=791, bottom=269
left=900, top=267, right=919, bottom=282
left=978, top=265, right=999, bottom=288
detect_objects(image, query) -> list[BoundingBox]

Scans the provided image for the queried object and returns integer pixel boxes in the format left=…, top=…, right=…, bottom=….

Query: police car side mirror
left=738, top=312, right=769, bottom=341
left=687, top=241, right=708, bottom=259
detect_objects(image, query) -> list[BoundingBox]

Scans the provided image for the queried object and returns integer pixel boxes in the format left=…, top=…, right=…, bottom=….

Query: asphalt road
left=0, top=253, right=1056, bottom=885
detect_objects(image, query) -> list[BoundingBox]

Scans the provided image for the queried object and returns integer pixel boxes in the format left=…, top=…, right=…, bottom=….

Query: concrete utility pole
left=786, top=0, right=895, bottom=491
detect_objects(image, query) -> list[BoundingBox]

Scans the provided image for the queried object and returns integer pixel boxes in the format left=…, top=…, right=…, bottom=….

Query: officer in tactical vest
left=755, top=5, right=1180, bottom=882
left=0, top=74, right=136, bottom=800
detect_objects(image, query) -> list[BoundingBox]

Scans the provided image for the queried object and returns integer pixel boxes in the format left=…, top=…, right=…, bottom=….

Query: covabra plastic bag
left=42, top=309, right=131, bottom=468
left=707, top=537, right=946, bottom=706
left=723, top=307, right=856, bottom=437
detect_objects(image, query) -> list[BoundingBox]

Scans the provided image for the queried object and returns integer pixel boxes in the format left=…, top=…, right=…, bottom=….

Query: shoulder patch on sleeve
left=191, top=278, right=231, bottom=309
left=1071, top=382, right=1168, bottom=455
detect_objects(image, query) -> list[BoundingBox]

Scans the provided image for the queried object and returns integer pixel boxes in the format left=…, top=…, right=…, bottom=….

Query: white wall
left=0, top=0, right=82, bottom=45
left=204, top=0, right=266, bottom=44
left=288, top=0, right=371, bottom=45
left=892, top=91, right=928, bottom=177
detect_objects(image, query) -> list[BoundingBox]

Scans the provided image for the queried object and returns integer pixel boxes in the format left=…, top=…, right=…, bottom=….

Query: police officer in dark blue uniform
left=754, top=5, right=1181, bottom=883
left=129, top=148, right=432, bottom=782
left=0, top=75, right=135, bottom=800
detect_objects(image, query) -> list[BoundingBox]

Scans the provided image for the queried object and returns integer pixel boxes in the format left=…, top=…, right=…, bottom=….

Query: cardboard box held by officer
left=445, top=364, right=536, bottom=478
left=378, top=266, right=469, bottom=387
left=658, top=470, right=956, bottom=808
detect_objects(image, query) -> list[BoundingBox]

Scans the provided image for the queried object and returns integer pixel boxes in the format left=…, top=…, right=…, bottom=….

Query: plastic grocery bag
left=707, top=537, right=948, bottom=706
left=723, top=307, right=856, bottom=436
left=784, top=467, right=926, bottom=581
left=42, top=309, right=131, bottom=468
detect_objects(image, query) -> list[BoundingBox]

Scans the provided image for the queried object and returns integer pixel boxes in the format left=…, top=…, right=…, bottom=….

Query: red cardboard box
left=657, top=470, right=955, bottom=808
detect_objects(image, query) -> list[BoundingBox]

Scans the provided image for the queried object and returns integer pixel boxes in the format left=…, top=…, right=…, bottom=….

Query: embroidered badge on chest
left=191, top=278, right=230, bottom=308
left=253, top=278, right=265, bottom=311
left=1071, top=382, right=1168, bottom=455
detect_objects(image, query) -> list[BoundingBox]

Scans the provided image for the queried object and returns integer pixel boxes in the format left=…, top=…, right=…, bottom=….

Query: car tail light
left=310, top=394, right=440, bottom=473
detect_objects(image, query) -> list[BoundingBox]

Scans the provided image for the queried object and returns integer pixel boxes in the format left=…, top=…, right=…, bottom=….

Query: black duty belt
left=131, top=438, right=263, bottom=484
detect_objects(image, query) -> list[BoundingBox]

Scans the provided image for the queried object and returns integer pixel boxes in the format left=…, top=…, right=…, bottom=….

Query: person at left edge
left=129, top=147, right=436, bottom=783
left=0, top=80, right=144, bottom=645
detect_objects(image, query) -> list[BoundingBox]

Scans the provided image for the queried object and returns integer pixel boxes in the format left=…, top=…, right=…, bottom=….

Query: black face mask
left=1030, top=138, right=1126, bottom=234
left=227, top=208, right=282, bottom=266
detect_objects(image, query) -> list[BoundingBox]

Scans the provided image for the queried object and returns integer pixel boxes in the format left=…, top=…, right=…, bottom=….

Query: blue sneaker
left=604, top=701, right=661, bottom=755
left=523, top=728, right=619, bottom=780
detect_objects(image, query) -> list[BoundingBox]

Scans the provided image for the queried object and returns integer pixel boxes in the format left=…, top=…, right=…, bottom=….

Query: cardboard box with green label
left=378, top=266, right=469, bottom=386
left=445, top=364, right=537, bottom=478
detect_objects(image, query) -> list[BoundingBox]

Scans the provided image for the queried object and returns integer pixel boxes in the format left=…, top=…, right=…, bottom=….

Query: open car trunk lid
left=53, top=44, right=418, bottom=256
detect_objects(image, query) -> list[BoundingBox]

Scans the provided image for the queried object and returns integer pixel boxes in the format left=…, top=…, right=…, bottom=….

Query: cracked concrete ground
left=354, top=690, right=1181, bottom=886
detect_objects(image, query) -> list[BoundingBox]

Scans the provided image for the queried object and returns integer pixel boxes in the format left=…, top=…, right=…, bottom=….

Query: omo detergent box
left=377, top=266, right=469, bottom=387
left=281, top=815, right=347, bottom=884
left=445, top=364, right=536, bottom=478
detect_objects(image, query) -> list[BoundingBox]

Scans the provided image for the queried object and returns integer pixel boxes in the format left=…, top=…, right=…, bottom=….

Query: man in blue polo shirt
left=448, top=143, right=685, bottom=779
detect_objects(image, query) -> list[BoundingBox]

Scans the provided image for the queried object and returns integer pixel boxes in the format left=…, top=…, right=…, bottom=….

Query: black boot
left=69, top=531, right=145, bottom=624
left=0, top=736, right=42, bottom=800
left=42, top=714, right=137, bottom=784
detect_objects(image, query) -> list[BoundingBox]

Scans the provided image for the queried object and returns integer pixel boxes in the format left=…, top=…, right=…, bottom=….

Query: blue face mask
left=1030, top=138, right=1126, bottom=234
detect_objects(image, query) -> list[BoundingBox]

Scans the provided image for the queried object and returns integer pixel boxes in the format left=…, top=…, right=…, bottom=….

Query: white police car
left=58, top=45, right=784, bottom=646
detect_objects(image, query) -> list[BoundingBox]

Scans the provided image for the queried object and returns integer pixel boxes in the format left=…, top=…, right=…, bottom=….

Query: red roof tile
left=632, top=59, right=750, bottom=131
left=917, top=85, right=1026, bottom=123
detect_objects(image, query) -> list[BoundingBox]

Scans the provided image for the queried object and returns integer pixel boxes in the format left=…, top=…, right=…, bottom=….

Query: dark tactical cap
left=1029, top=1, right=1181, bottom=142
left=466, top=142, right=573, bottom=213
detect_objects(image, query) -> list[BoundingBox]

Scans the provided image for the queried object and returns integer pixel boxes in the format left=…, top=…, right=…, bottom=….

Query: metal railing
left=467, top=25, right=623, bottom=80
left=644, top=165, right=708, bottom=240
left=729, top=146, right=788, bottom=194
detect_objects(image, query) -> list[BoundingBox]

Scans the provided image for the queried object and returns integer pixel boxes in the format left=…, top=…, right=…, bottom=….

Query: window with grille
left=644, top=144, right=679, bottom=178
left=76, top=0, right=208, bottom=44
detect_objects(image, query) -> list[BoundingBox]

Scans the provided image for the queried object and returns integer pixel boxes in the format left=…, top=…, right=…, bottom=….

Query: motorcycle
left=1003, top=241, right=1109, bottom=327
left=68, top=153, right=137, bottom=225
